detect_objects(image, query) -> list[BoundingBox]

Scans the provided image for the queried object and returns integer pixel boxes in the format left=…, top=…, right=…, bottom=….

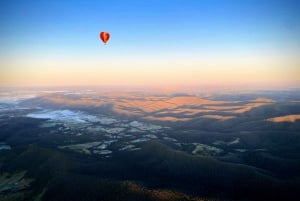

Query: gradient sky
left=0, top=0, right=300, bottom=88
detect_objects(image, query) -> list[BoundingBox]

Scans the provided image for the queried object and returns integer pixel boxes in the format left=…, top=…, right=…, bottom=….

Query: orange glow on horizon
left=1, top=51, right=299, bottom=88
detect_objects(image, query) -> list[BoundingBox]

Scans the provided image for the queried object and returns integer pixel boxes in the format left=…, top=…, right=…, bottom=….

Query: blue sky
left=1, top=0, right=300, bottom=87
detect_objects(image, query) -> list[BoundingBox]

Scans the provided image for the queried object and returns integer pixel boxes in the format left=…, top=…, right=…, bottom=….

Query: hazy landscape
left=1, top=0, right=300, bottom=200
left=0, top=87, right=300, bottom=201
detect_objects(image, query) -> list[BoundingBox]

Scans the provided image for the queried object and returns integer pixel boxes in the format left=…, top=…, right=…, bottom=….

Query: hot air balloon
left=100, top=32, right=110, bottom=44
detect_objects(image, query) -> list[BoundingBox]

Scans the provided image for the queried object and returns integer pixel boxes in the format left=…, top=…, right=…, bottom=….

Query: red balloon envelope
left=100, top=32, right=110, bottom=44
